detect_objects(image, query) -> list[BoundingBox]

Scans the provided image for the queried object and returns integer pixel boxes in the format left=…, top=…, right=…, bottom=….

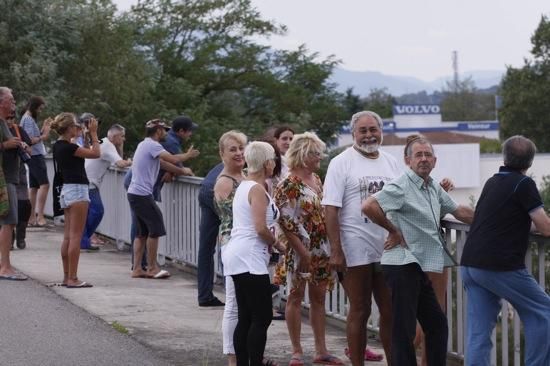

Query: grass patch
left=111, top=321, right=129, bottom=334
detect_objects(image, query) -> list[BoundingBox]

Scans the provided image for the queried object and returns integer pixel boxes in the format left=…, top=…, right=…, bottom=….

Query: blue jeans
left=81, top=188, right=103, bottom=249
left=197, top=191, right=221, bottom=304
left=461, top=266, right=550, bottom=366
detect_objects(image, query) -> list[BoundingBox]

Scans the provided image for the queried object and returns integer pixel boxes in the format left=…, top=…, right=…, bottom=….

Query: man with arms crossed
left=323, top=111, right=398, bottom=365
left=128, top=119, right=193, bottom=279
left=363, top=135, right=473, bottom=365
left=461, top=135, right=550, bottom=366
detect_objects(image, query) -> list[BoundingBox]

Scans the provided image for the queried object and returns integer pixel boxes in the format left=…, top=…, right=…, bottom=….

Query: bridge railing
left=44, top=158, right=549, bottom=364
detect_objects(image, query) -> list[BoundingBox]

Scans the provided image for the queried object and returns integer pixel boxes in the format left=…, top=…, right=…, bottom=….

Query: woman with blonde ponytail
left=51, top=112, right=100, bottom=288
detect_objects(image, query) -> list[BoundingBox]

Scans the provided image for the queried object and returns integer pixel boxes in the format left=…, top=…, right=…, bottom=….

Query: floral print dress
left=274, top=173, right=334, bottom=291
left=214, top=175, right=240, bottom=246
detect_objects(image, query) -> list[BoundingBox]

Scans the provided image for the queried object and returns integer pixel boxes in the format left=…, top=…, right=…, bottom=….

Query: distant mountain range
left=330, top=68, right=504, bottom=97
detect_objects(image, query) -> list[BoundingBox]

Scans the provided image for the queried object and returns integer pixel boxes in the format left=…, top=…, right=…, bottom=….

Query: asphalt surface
left=0, top=277, right=172, bottom=366
left=4, top=224, right=387, bottom=366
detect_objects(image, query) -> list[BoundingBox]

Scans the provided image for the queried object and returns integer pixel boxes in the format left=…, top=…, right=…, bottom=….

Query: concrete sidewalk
left=10, top=224, right=387, bottom=366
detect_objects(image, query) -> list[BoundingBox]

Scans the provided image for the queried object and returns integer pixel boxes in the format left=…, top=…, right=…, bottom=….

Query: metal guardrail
left=44, top=158, right=549, bottom=364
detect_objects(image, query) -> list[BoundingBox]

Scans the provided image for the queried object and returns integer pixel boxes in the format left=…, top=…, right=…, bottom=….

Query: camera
left=79, top=112, right=101, bottom=128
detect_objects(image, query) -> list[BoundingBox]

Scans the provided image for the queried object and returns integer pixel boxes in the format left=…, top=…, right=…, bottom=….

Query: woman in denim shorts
left=51, top=112, right=100, bottom=288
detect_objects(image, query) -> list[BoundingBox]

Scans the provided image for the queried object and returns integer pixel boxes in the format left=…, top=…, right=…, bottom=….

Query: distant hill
left=330, top=68, right=504, bottom=97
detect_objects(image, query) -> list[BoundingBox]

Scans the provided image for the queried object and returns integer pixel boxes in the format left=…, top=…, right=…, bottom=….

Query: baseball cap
left=171, top=116, right=198, bottom=131
left=145, top=118, right=171, bottom=130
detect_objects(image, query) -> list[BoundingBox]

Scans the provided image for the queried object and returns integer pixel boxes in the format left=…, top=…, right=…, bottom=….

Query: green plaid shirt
left=374, top=168, right=458, bottom=273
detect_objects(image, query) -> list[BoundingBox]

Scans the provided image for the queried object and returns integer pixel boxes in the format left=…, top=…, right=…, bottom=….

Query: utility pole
left=452, top=50, right=459, bottom=92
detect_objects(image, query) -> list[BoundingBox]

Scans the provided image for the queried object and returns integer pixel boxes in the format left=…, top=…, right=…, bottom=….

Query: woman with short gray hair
left=221, top=141, right=283, bottom=366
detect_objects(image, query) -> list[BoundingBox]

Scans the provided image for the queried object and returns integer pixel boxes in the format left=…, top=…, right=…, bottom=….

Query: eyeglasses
left=413, top=151, right=434, bottom=159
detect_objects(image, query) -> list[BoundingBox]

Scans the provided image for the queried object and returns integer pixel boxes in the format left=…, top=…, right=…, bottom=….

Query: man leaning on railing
left=460, top=135, right=550, bottom=366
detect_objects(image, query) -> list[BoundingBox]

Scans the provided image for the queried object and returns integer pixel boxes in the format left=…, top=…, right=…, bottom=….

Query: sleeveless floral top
left=214, top=174, right=240, bottom=246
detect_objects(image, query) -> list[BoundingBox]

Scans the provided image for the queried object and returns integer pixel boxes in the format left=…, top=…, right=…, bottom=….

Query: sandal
left=262, top=358, right=278, bottom=366
left=313, top=354, right=344, bottom=365
left=344, top=347, right=384, bottom=361
left=288, top=355, right=304, bottom=366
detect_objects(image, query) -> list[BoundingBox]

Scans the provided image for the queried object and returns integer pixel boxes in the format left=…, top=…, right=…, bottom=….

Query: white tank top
left=221, top=180, right=279, bottom=275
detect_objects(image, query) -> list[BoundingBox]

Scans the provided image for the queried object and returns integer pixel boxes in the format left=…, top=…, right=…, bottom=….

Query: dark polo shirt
left=461, top=166, right=543, bottom=271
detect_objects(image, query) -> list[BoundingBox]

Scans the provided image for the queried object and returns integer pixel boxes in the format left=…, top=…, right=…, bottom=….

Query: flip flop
left=313, top=354, right=344, bottom=365
left=66, top=281, right=93, bottom=288
left=0, top=273, right=28, bottom=281
left=149, top=269, right=170, bottom=279
left=288, top=355, right=304, bottom=366
left=344, top=348, right=384, bottom=362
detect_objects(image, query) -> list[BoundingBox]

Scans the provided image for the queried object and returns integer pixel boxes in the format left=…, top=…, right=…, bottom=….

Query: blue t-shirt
left=128, top=138, right=166, bottom=196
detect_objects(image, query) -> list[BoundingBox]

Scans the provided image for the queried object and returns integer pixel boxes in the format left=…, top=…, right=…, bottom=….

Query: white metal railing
left=44, top=158, right=549, bottom=364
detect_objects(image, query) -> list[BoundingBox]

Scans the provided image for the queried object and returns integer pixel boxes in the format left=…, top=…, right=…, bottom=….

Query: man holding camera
left=81, top=118, right=132, bottom=250
left=0, top=87, right=28, bottom=280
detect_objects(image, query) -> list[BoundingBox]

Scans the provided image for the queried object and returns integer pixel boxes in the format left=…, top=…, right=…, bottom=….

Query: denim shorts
left=60, top=184, right=90, bottom=209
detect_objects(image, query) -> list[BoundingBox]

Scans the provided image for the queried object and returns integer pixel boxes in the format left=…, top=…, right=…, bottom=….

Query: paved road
left=0, top=277, right=173, bottom=366
left=4, top=224, right=387, bottom=366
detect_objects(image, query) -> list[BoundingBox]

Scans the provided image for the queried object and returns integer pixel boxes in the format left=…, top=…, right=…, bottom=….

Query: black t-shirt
left=52, top=140, right=89, bottom=184
left=461, top=166, right=543, bottom=271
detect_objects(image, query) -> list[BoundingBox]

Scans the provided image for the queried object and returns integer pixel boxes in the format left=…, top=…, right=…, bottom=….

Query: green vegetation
left=0, top=0, right=348, bottom=175
left=479, top=138, right=502, bottom=153
left=111, top=321, right=129, bottom=334
left=500, top=15, right=550, bottom=152
left=539, top=176, right=550, bottom=214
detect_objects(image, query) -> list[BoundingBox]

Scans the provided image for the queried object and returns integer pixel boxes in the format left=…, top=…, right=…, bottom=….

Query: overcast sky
left=114, top=0, right=549, bottom=81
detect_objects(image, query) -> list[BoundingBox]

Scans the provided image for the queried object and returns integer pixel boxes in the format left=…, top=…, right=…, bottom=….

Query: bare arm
left=451, top=205, right=474, bottom=225
left=362, top=196, right=406, bottom=250
left=214, top=176, right=234, bottom=201
left=159, top=159, right=193, bottom=176
left=529, top=207, right=550, bottom=236
left=249, top=184, right=276, bottom=245
left=159, top=150, right=195, bottom=166
left=325, top=205, right=347, bottom=272
left=114, top=159, right=132, bottom=168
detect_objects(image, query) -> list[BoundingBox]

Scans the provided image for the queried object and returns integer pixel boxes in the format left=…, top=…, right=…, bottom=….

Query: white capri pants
left=222, top=275, right=238, bottom=354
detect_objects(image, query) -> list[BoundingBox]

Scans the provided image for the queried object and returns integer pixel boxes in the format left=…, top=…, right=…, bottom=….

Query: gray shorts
left=0, top=183, right=18, bottom=225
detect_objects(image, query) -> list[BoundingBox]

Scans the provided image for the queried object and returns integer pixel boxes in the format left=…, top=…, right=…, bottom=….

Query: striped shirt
left=20, top=114, right=46, bottom=156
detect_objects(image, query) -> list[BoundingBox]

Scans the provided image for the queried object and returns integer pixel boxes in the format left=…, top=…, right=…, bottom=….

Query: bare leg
left=66, top=201, right=88, bottom=286
left=29, top=187, right=38, bottom=225
left=131, top=237, right=147, bottom=277
left=36, top=184, right=50, bottom=225
left=372, top=269, right=392, bottom=364
left=227, top=354, right=236, bottom=366
left=285, top=279, right=306, bottom=358
left=60, top=209, right=71, bottom=284
left=417, top=269, right=448, bottom=366
left=145, top=237, right=161, bottom=276
left=309, top=280, right=333, bottom=358
left=0, top=224, right=16, bottom=276
left=343, top=265, right=373, bottom=366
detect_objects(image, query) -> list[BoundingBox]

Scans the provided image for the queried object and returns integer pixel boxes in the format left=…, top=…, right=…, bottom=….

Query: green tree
left=361, top=88, right=394, bottom=118
left=129, top=0, right=347, bottom=174
left=500, top=15, right=550, bottom=152
left=440, top=77, right=496, bottom=121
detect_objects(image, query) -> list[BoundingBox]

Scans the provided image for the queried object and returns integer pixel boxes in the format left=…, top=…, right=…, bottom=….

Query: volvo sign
left=393, top=104, right=441, bottom=115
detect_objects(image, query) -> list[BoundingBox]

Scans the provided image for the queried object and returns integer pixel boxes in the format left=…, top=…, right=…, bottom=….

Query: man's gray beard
left=356, top=142, right=380, bottom=154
